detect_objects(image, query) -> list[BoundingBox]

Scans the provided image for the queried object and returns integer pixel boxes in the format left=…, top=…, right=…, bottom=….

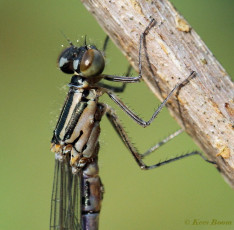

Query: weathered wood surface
left=81, top=0, right=234, bottom=187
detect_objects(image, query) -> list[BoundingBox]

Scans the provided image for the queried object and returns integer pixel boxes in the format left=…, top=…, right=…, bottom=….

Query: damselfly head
left=58, top=44, right=105, bottom=78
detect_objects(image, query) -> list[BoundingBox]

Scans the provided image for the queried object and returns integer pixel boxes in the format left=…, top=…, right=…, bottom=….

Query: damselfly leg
left=105, top=71, right=196, bottom=127
left=99, top=19, right=215, bottom=167
left=105, top=105, right=215, bottom=170
left=97, top=65, right=131, bottom=93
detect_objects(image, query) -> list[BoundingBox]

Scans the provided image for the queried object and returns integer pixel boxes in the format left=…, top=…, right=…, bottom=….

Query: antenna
left=60, top=30, right=74, bottom=46
left=84, top=35, right=87, bottom=48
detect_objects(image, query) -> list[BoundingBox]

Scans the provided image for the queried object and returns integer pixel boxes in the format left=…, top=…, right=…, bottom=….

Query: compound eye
left=58, top=47, right=77, bottom=74
left=80, top=49, right=105, bottom=77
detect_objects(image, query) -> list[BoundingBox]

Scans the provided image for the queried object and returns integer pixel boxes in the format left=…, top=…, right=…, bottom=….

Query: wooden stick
left=81, top=0, right=234, bottom=187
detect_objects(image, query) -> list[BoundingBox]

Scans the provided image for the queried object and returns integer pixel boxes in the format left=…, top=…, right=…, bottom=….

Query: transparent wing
left=50, top=157, right=81, bottom=230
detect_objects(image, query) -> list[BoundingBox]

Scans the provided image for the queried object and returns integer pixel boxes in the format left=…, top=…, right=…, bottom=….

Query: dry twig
left=81, top=0, right=234, bottom=187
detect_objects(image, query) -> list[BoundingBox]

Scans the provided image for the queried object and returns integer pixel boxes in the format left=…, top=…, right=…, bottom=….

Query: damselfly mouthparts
left=50, top=19, right=214, bottom=230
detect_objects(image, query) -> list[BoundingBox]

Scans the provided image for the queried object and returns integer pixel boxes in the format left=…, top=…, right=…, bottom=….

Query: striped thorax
left=51, top=43, right=106, bottom=173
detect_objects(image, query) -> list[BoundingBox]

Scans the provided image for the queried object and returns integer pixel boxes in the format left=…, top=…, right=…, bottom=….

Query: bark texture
left=81, top=0, right=234, bottom=187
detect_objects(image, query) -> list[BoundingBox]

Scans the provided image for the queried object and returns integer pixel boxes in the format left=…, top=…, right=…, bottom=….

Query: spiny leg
left=175, top=74, right=195, bottom=128
left=101, top=19, right=197, bottom=130
left=98, top=66, right=132, bottom=93
left=98, top=82, right=126, bottom=93
left=141, top=129, right=184, bottom=158
left=141, top=19, right=162, bottom=95
left=101, top=19, right=156, bottom=83
left=105, top=105, right=215, bottom=170
left=101, top=21, right=215, bottom=167
left=105, top=71, right=196, bottom=127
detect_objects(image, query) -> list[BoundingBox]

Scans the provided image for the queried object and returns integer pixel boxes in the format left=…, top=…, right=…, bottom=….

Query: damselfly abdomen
left=50, top=19, right=214, bottom=230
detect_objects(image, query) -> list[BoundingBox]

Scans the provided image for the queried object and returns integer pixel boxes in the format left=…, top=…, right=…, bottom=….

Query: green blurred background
left=0, top=0, right=233, bottom=229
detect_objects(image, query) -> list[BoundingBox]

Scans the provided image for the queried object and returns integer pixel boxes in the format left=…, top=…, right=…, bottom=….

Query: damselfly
left=50, top=19, right=213, bottom=230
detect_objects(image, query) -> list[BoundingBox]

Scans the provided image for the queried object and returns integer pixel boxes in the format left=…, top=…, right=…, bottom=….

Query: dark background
left=0, top=0, right=233, bottom=229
